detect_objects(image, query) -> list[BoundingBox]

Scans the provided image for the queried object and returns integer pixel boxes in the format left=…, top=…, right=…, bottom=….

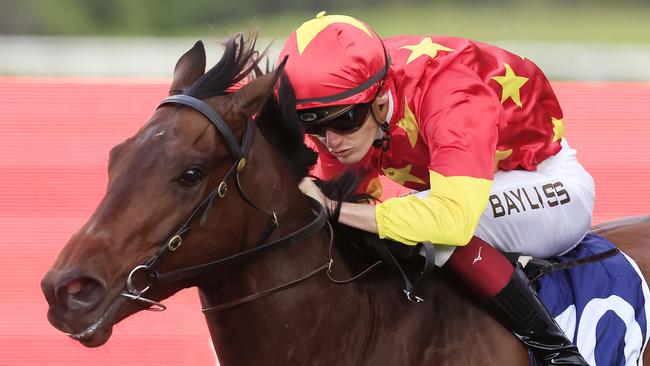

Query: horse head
left=40, top=34, right=317, bottom=347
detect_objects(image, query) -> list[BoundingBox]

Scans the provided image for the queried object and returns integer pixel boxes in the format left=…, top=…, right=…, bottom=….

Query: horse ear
left=169, top=41, right=206, bottom=95
left=235, top=56, right=288, bottom=117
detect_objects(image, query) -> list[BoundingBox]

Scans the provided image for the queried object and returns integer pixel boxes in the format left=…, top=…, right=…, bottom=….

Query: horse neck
left=198, top=131, right=368, bottom=364
left=200, top=237, right=370, bottom=365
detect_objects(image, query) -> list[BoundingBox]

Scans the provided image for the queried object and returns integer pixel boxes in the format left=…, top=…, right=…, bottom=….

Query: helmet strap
left=371, top=106, right=390, bottom=151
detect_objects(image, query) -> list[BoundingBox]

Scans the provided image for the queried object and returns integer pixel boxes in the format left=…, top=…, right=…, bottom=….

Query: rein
left=120, top=95, right=379, bottom=312
left=202, top=221, right=383, bottom=313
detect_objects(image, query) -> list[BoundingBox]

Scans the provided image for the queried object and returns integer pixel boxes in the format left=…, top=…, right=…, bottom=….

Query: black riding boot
left=486, top=268, right=589, bottom=365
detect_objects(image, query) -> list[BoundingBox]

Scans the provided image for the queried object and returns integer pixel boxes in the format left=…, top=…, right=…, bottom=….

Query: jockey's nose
left=325, top=129, right=343, bottom=148
left=41, top=268, right=107, bottom=313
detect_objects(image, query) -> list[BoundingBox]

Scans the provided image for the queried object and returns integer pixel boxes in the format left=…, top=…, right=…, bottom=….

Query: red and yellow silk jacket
left=308, top=35, right=565, bottom=246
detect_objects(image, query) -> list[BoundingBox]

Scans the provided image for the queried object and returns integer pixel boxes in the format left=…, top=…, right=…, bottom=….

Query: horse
left=41, top=33, right=650, bottom=365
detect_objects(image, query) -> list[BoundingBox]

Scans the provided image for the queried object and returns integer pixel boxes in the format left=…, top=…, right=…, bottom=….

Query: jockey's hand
left=300, top=177, right=378, bottom=233
left=298, top=177, right=331, bottom=209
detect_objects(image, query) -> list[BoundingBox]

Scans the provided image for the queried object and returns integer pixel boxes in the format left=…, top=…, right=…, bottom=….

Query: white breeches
left=418, top=139, right=595, bottom=267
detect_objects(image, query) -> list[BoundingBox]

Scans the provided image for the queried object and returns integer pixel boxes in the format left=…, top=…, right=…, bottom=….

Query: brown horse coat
left=41, top=34, right=650, bottom=365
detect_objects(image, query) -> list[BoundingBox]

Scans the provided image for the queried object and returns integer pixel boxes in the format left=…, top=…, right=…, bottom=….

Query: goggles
left=299, top=102, right=373, bottom=137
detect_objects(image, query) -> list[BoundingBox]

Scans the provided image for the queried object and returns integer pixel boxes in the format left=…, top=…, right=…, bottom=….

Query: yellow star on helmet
left=400, top=38, right=454, bottom=65
left=295, top=11, right=373, bottom=55
left=397, top=98, right=419, bottom=148
left=382, top=165, right=426, bottom=186
left=551, top=117, right=564, bottom=142
left=490, top=63, right=529, bottom=108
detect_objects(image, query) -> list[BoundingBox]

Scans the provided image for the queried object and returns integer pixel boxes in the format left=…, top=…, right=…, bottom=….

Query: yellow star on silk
left=400, top=38, right=454, bottom=64
left=397, top=98, right=419, bottom=148
left=552, top=117, right=564, bottom=142
left=365, top=176, right=383, bottom=198
left=494, top=148, right=513, bottom=170
left=382, top=165, right=426, bottom=186
left=295, top=11, right=373, bottom=55
left=490, top=63, right=529, bottom=108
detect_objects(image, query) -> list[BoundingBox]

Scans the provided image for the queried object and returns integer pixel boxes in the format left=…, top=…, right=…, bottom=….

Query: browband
left=158, top=95, right=244, bottom=159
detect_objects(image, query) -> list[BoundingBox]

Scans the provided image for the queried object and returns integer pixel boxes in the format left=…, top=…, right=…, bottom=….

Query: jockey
left=280, top=12, right=594, bottom=365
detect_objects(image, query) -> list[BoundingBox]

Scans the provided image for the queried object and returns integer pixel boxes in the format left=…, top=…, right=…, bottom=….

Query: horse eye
left=178, top=168, right=204, bottom=186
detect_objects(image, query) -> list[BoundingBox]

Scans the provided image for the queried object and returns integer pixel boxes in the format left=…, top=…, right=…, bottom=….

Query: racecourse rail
left=0, top=78, right=648, bottom=365
left=2, top=37, right=650, bottom=81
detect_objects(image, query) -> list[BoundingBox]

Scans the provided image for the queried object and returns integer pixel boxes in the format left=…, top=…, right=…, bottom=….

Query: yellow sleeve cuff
left=375, top=171, right=492, bottom=246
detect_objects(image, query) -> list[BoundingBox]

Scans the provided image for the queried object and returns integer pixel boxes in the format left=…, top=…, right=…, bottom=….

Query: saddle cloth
left=533, top=234, right=650, bottom=365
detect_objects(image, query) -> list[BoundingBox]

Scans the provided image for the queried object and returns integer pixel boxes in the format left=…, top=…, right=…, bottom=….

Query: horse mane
left=315, top=169, right=396, bottom=265
left=249, top=64, right=395, bottom=267
left=175, top=31, right=370, bottom=193
left=245, top=60, right=391, bottom=268
left=180, top=33, right=408, bottom=273
left=185, top=32, right=263, bottom=99
left=255, top=73, right=318, bottom=181
left=180, top=32, right=317, bottom=181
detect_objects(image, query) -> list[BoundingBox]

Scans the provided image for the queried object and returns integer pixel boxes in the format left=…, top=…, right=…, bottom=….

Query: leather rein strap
left=156, top=196, right=327, bottom=284
left=120, top=94, right=330, bottom=310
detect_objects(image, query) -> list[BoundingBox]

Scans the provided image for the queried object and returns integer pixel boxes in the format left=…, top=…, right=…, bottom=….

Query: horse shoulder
left=363, top=274, right=527, bottom=365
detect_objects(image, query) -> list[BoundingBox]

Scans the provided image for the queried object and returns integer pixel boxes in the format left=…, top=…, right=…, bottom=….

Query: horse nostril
left=55, top=276, right=106, bottom=312
left=67, top=278, right=85, bottom=295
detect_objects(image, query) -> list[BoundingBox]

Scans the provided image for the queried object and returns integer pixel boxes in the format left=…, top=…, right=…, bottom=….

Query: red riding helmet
left=278, top=12, right=390, bottom=111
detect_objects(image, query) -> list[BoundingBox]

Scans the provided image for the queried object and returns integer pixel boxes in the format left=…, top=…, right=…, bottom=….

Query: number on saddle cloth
left=532, top=234, right=650, bottom=366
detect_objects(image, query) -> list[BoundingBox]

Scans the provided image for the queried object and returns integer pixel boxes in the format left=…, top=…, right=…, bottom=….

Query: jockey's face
left=322, top=94, right=389, bottom=164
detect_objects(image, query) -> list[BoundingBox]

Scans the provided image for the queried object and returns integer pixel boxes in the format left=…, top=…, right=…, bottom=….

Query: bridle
left=120, top=94, right=330, bottom=311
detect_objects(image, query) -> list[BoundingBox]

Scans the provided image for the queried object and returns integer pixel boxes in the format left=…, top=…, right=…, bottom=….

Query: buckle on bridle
left=237, top=158, right=246, bottom=172
left=217, top=181, right=227, bottom=198
left=167, top=235, right=182, bottom=251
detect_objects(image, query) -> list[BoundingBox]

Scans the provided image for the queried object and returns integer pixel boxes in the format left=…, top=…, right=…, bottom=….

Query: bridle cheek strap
left=137, top=95, right=253, bottom=272
left=120, top=94, right=318, bottom=310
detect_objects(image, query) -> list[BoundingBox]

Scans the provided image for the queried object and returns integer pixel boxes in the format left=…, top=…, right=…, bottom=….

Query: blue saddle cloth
left=533, top=233, right=649, bottom=365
